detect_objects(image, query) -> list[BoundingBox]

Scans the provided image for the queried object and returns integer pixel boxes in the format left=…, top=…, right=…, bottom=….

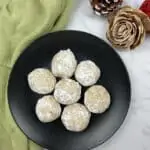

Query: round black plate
left=8, top=30, right=131, bottom=150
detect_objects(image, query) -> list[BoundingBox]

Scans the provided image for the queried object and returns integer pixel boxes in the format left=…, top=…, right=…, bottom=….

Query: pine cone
left=90, top=0, right=123, bottom=16
left=106, top=6, right=147, bottom=50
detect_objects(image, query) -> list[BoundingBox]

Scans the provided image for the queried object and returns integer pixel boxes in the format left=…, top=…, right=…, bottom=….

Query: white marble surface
left=65, top=0, right=150, bottom=150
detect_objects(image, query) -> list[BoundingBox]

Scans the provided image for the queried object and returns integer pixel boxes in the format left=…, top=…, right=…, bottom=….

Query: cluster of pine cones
left=90, top=0, right=150, bottom=50
left=90, top=0, right=123, bottom=16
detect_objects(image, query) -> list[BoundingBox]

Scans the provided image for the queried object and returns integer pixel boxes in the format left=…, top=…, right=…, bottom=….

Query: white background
left=66, top=0, right=150, bottom=150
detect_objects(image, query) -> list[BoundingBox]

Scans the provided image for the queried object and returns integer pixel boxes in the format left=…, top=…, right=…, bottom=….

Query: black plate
left=8, top=30, right=131, bottom=150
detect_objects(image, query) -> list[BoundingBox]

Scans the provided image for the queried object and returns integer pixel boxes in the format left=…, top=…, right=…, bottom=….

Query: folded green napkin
left=0, top=0, right=73, bottom=150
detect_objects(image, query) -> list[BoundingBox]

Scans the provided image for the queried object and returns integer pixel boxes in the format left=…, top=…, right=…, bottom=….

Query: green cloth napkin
left=0, top=0, right=73, bottom=150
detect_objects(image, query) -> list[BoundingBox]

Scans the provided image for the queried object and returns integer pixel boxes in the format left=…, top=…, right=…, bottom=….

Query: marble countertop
left=65, top=0, right=150, bottom=150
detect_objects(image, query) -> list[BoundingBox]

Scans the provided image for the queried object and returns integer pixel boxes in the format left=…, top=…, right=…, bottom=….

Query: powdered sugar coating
left=35, top=95, right=61, bottom=123
left=61, top=103, right=91, bottom=132
left=28, top=68, right=56, bottom=94
left=84, top=85, right=111, bottom=114
left=51, top=49, right=77, bottom=78
left=54, top=79, right=81, bottom=105
left=75, top=60, right=100, bottom=86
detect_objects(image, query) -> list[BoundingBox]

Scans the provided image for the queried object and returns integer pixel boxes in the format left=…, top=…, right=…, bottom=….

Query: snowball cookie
left=84, top=85, right=111, bottom=114
left=35, top=95, right=61, bottom=123
left=28, top=68, right=56, bottom=94
left=54, top=79, right=81, bottom=105
left=51, top=49, right=77, bottom=78
left=61, top=103, right=91, bottom=132
left=75, top=60, right=100, bottom=86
